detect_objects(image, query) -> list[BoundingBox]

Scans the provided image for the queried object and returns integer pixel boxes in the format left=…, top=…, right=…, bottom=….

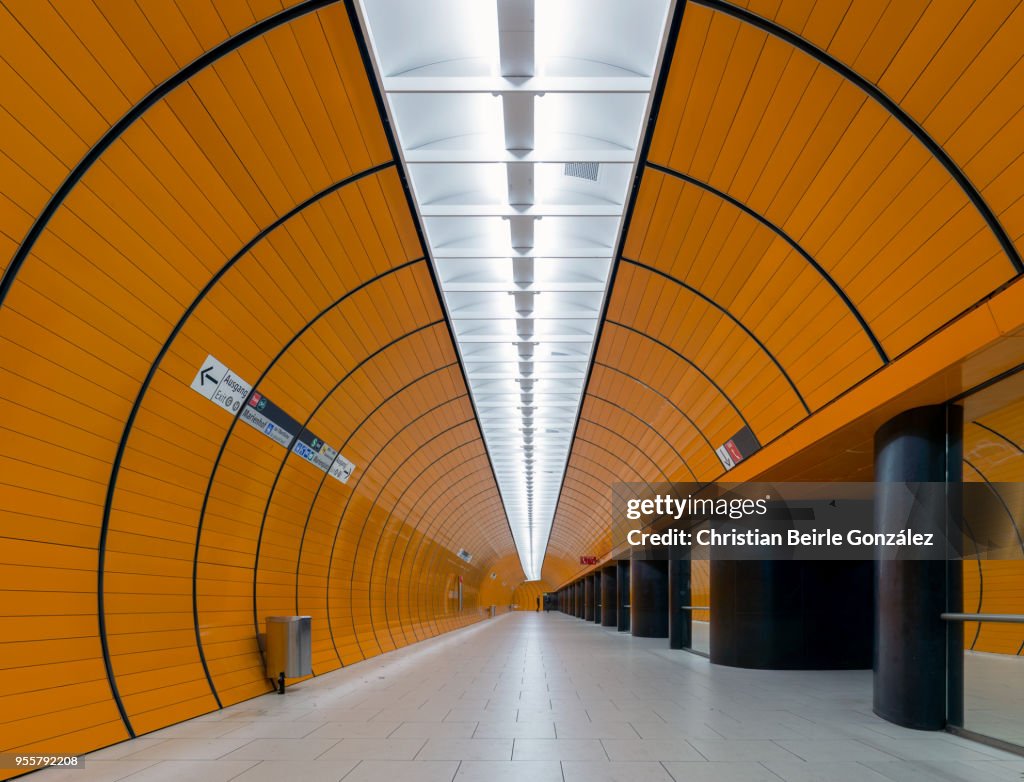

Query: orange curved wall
left=511, top=581, right=554, bottom=612
left=543, top=0, right=1024, bottom=653
left=0, top=1, right=519, bottom=772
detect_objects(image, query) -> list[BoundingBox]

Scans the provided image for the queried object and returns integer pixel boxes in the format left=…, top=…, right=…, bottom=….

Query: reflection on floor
left=32, top=612, right=1024, bottom=782
left=965, top=650, right=1024, bottom=748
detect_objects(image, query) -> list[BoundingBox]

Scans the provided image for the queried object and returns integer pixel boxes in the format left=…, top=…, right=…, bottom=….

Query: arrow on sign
left=199, top=366, right=220, bottom=387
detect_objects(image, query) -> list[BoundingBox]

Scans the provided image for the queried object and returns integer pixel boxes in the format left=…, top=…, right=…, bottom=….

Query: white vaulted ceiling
left=358, top=0, right=672, bottom=580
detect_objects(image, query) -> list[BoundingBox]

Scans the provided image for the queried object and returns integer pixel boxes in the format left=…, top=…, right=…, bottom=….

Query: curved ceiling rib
left=640, top=162, right=887, bottom=363
left=693, top=0, right=1024, bottom=275
left=593, top=363, right=717, bottom=455
left=620, top=257, right=812, bottom=411
left=604, top=321, right=756, bottom=434
left=0, top=0, right=341, bottom=307
left=586, top=394, right=697, bottom=479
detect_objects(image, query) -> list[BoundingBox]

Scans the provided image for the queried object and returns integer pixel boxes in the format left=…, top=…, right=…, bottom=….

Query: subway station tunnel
left=0, top=0, right=1023, bottom=780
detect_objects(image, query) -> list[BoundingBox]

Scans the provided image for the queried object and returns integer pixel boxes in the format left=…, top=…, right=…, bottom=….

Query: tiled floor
left=964, top=650, right=1024, bottom=748
left=32, top=612, right=1024, bottom=782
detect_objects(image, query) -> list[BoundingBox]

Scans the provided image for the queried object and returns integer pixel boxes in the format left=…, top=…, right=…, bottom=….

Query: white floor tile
left=230, top=759, right=358, bottom=782
left=51, top=614, right=1022, bottom=782
left=601, top=739, right=705, bottom=762
left=317, top=738, right=426, bottom=761
left=562, top=760, right=676, bottom=781
left=454, top=760, right=563, bottom=782
left=340, top=760, right=458, bottom=782
left=415, top=738, right=513, bottom=760
left=512, top=738, right=605, bottom=760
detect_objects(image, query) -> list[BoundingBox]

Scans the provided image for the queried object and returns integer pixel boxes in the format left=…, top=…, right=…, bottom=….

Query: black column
left=601, top=565, right=617, bottom=627
left=631, top=559, right=668, bottom=638
left=874, top=405, right=963, bottom=730
left=593, top=571, right=602, bottom=624
left=668, top=559, right=691, bottom=650
left=710, top=559, right=872, bottom=668
left=584, top=575, right=594, bottom=621
left=576, top=581, right=583, bottom=618
left=616, top=560, right=630, bottom=632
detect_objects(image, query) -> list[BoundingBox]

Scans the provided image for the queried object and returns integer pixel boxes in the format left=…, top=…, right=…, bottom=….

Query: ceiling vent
left=563, top=161, right=599, bottom=182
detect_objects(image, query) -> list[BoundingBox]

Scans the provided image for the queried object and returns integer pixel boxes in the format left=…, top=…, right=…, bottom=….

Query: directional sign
left=239, top=391, right=299, bottom=448
left=715, top=444, right=736, bottom=470
left=715, top=425, right=761, bottom=471
left=190, top=354, right=251, bottom=414
left=292, top=428, right=338, bottom=472
left=328, top=452, right=356, bottom=484
left=190, top=356, right=357, bottom=480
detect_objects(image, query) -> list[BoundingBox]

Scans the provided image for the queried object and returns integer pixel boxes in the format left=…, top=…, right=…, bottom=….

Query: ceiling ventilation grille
left=563, top=161, right=599, bottom=182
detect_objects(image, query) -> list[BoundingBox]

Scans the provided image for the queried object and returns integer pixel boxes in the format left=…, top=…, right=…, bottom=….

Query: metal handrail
left=680, top=606, right=710, bottom=611
left=941, top=613, right=1024, bottom=624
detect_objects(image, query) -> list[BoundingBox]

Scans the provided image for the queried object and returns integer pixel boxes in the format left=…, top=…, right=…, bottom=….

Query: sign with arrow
left=189, top=353, right=356, bottom=482
left=190, top=354, right=252, bottom=414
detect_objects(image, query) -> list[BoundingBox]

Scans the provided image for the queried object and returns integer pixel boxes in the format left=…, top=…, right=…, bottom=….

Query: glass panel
left=958, top=371, right=1024, bottom=749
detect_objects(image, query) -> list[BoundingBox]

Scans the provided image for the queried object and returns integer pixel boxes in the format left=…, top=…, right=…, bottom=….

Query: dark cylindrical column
left=668, top=559, right=691, bottom=650
left=601, top=565, right=617, bottom=627
left=576, top=581, right=583, bottom=618
left=594, top=571, right=602, bottom=624
left=616, top=560, right=630, bottom=631
left=874, top=405, right=963, bottom=730
left=710, top=559, right=872, bottom=668
left=584, top=575, right=594, bottom=621
left=631, top=559, right=668, bottom=638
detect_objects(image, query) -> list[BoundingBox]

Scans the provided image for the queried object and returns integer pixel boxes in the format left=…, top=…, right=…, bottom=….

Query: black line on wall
left=587, top=391, right=697, bottom=480
left=605, top=320, right=755, bottom=435
left=594, top=362, right=717, bottom=455
left=637, top=165, right=888, bottom=364
left=693, top=0, right=1023, bottom=275
left=291, top=370, right=460, bottom=619
left=0, top=0, right=341, bottom=311
left=190, top=260, right=424, bottom=702
left=249, top=323, right=443, bottom=646
left=97, top=162, right=392, bottom=733
left=395, top=470, right=496, bottom=644
left=621, top=257, right=812, bottom=412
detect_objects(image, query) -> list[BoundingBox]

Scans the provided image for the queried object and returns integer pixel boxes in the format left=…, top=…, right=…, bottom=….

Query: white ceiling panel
left=359, top=0, right=672, bottom=581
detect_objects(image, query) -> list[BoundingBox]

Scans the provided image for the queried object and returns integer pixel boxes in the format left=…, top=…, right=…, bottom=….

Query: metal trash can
left=265, top=615, right=312, bottom=693
left=489, top=605, right=496, bottom=618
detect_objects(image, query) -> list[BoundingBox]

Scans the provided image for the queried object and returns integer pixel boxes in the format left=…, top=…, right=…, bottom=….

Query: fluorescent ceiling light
left=359, top=0, right=671, bottom=582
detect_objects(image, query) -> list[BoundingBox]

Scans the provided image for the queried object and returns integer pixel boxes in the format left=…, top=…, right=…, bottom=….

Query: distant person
left=536, top=596, right=540, bottom=612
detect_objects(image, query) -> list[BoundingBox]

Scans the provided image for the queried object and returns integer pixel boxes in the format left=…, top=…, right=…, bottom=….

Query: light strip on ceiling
left=358, top=0, right=671, bottom=582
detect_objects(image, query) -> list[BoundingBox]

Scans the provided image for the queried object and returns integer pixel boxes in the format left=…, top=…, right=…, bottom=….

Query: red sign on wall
left=579, top=556, right=598, bottom=565
left=724, top=440, right=743, bottom=463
